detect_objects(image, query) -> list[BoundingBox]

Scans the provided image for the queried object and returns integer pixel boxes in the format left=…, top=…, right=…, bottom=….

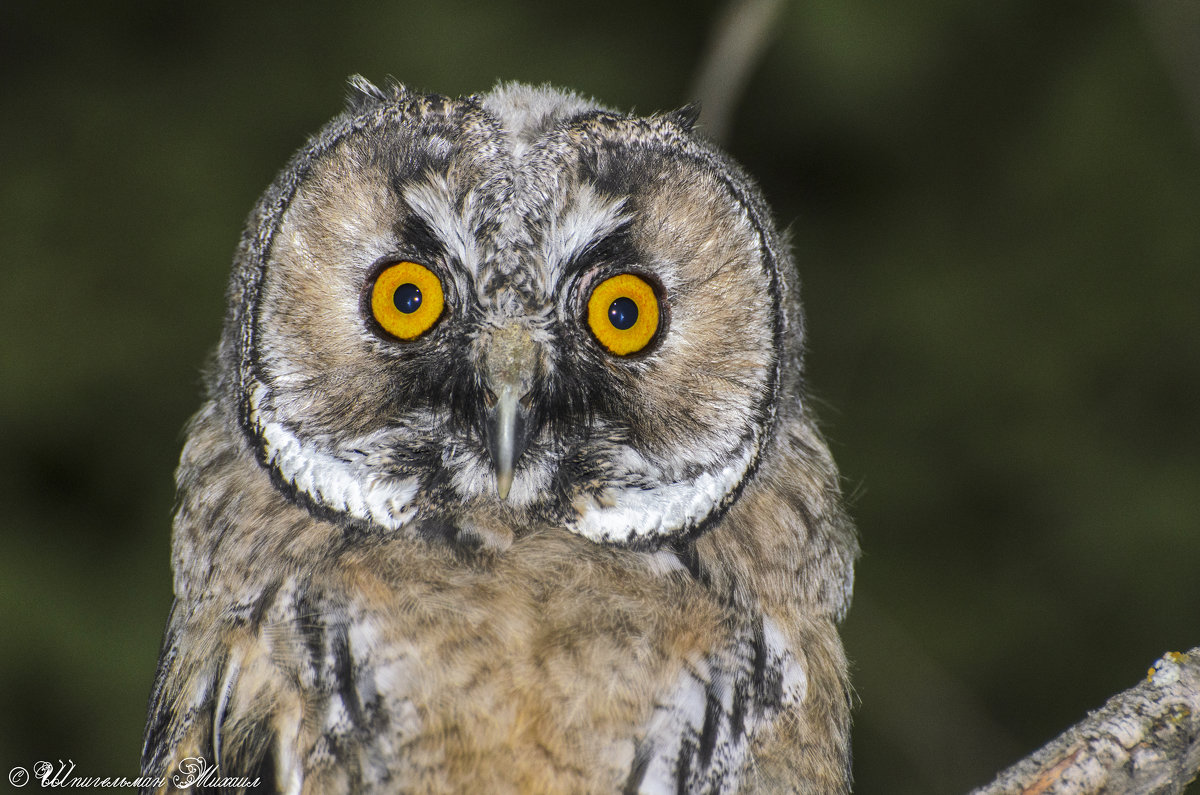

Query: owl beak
left=484, top=381, right=533, bottom=501
left=479, top=324, right=541, bottom=501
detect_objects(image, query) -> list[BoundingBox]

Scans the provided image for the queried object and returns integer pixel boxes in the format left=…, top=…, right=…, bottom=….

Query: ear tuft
left=345, top=74, right=405, bottom=113
left=666, top=102, right=702, bottom=132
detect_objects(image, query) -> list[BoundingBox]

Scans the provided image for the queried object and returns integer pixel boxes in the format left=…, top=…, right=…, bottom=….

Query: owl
left=140, top=77, right=858, bottom=794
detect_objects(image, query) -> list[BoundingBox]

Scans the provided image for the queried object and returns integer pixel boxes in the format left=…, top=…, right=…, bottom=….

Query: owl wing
left=623, top=617, right=808, bottom=795
left=140, top=600, right=281, bottom=795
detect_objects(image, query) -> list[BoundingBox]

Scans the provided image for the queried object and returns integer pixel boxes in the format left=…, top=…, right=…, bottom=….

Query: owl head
left=217, top=78, right=803, bottom=551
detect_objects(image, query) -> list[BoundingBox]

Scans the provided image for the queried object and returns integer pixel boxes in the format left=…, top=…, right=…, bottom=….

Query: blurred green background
left=2, top=1, right=1198, bottom=792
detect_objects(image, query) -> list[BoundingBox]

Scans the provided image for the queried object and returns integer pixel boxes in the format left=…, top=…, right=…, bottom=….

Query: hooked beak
left=483, top=382, right=533, bottom=500
left=479, top=324, right=541, bottom=500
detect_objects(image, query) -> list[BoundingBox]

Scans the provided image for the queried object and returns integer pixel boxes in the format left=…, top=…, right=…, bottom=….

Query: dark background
left=2, top=2, right=1198, bottom=792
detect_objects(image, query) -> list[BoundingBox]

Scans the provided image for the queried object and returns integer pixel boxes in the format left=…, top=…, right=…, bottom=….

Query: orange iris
left=586, top=273, right=660, bottom=355
left=370, top=261, right=444, bottom=340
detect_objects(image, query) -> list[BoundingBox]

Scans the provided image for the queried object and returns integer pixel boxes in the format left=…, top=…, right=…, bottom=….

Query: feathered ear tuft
left=345, top=74, right=406, bottom=113
left=666, top=102, right=702, bottom=133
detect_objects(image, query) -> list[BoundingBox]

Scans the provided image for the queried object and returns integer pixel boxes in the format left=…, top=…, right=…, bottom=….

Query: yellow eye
left=370, top=261, right=444, bottom=340
left=586, top=273, right=660, bottom=356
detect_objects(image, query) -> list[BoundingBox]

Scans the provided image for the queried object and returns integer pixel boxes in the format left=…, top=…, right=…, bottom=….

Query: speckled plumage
left=141, top=78, right=858, bottom=794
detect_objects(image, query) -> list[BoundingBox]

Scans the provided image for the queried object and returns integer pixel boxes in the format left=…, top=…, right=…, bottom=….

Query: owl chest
left=249, top=541, right=732, bottom=791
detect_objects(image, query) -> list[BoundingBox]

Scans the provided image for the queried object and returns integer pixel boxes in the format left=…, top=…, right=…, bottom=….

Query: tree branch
left=688, top=0, right=787, bottom=145
left=1133, top=0, right=1200, bottom=149
left=970, top=648, right=1200, bottom=795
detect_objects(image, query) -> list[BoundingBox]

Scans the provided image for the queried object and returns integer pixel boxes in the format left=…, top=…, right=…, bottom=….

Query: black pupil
left=394, top=283, right=422, bottom=314
left=608, top=296, right=639, bottom=330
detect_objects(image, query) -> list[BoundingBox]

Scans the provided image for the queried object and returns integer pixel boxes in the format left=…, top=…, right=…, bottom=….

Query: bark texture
left=972, top=648, right=1200, bottom=795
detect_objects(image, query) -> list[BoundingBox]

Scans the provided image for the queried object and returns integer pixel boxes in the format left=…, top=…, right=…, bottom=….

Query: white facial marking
left=571, top=443, right=755, bottom=543
left=250, top=383, right=420, bottom=531
left=540, top=185, right=628, bottom=277
left=402, top=174, right=481, bottom=277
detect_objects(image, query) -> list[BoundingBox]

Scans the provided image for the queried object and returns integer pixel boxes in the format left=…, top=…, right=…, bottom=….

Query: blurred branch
left=970, top=648, right=1200, bottom=795
left=1134, top=0, right=1200, bottom=147
left=688, top=0, right=787, bottom=145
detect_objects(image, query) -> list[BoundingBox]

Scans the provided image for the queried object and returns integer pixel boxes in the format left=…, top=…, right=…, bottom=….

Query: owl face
left=228, top=82, right=790, bottom=548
